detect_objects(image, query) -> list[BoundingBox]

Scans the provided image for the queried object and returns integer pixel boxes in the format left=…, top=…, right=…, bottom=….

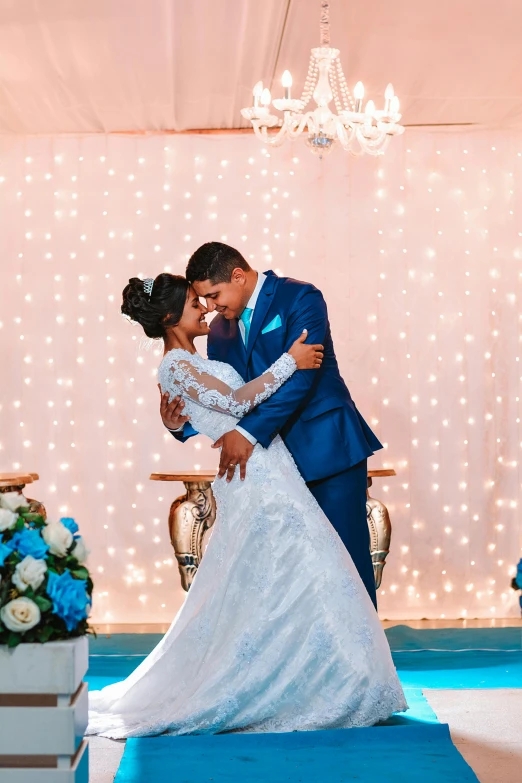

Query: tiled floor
left=425, top=689, right=522, bottom=783
left=90, top=736, right=125, bottom=783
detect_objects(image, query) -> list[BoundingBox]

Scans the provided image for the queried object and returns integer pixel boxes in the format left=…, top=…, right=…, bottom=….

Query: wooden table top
left=150, top=468, right=397, bottom=482
left=0, top=472, right=39, bottom=487
left=150, top=471, right=217, bottom=482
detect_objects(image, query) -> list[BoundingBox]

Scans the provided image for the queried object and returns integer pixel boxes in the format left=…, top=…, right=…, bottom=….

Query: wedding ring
left=229, top=462, right=237, bottom=468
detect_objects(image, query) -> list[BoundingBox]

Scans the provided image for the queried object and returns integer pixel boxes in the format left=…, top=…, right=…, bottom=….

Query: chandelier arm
left=284, top=112, right=316, bottom=140
left=336, top=125, right=369, bottom=157
left=364, top=136, right=390, bottom=156
left=335, top=120, right=355, bottom=148
left=354, top=127, right=391, bottom=155
left=252, top=120, right=290, bottom=147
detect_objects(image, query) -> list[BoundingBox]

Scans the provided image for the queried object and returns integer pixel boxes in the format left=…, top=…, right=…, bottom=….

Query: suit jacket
left=172, top=270, right=382, bottom=482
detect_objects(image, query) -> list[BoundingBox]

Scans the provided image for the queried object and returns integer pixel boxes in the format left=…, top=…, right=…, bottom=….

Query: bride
left=87, top=273, right=407, bottom=738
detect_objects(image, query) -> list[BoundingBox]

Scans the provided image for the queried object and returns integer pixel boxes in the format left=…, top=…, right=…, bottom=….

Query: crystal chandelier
left=240, top=1, right=404, bottom=158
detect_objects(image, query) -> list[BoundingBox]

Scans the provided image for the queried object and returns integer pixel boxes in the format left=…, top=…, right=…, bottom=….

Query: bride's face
left=177, top=286, right=210, bottom=338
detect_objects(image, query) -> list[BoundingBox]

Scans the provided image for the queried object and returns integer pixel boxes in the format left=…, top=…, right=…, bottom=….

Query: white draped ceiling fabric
left=0, top=1, right=521, bottom=621
left=1, top=0, right=522, bottom=133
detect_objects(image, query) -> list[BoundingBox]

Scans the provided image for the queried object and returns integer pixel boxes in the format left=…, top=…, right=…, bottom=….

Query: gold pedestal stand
left=151, top=468, right=396, bottom=591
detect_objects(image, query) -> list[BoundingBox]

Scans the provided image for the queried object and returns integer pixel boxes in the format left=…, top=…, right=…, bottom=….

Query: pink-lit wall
left=0, top=131, right=520, bottom=621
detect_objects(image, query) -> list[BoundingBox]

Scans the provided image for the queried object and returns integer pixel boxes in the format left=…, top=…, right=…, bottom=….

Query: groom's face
left=193, top=270, right=248, bottom=320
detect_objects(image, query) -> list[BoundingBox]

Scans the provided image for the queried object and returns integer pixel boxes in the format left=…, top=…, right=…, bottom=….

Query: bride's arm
left=168, top=353, right=297, bottom=418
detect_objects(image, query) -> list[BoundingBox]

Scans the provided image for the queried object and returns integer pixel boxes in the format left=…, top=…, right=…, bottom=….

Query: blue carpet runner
left=114, top=724, right=478, bottom=783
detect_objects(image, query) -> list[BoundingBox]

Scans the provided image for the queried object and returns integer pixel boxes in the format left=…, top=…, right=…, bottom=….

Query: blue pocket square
left=262, top=314, right=282, bottom=334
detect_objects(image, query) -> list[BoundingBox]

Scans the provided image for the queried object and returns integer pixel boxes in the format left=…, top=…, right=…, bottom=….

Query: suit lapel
left=245, top=270, right=277, bottom=362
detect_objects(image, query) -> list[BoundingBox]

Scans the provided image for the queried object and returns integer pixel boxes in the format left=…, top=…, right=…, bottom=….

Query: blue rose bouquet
left=511, top=558, right=522, bottom=614
left=0, top=492, right=93, bottom=648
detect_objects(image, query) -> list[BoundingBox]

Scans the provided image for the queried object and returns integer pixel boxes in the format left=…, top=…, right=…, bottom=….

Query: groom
left=161, top=242, right=382, bottom=608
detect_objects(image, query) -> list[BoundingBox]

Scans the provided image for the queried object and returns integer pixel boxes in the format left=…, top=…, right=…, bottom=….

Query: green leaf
left=37, top=625, right=54, bottom=643
left=7, top=632, right=21, bottom=648
left=71, top=567, right=89, bottom=580
left=21, top=512, right=43, bottom=524
left=34, top=596, right=52, bottom=613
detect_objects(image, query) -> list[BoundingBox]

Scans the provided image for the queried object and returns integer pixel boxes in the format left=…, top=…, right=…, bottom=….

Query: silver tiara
left=143, top=278, right=154, bottom=297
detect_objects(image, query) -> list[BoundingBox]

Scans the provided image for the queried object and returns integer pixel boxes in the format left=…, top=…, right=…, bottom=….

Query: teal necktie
left=239, top=307, right=253, bottom=346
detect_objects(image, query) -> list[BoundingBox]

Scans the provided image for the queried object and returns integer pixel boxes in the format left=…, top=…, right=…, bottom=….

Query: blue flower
left=0, top=536, right=13, bottom=567
left=60, top=517, right=79, bottom=536
left=515, top=558, right=522, bottom=590
left=46, top=570, right=90, bottom=632
left=10, top=528, right=49, bottom=560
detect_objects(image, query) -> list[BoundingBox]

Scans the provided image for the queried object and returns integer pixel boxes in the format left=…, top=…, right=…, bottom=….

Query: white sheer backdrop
left=0, top=130, right=520, bottom=621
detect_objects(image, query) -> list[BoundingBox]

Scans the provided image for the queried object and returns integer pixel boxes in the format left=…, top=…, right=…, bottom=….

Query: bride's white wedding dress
left=87, top=349, right=407, bottom=738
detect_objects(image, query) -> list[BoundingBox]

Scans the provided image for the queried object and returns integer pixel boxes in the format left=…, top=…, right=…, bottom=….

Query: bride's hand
left=288, top=330, right=324, bottom=370
left=158, top=384, right=190, bottom=430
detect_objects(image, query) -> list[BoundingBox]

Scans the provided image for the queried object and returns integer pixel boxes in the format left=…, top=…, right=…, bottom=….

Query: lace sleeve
left=170, top=353, right=297, bottom=418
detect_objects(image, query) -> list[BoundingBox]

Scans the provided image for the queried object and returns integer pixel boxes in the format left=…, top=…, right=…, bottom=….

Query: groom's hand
left=213, top=430, right=254, bottom=482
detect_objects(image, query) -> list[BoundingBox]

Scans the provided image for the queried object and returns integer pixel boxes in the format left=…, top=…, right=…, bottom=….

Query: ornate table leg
left=366, top=477, right=392, bottom=588
left=168, top=480, right=216, bottom=591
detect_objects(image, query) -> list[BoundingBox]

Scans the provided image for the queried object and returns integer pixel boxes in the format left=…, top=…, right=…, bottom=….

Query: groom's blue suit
left=172, top=270, right=382, bottom=607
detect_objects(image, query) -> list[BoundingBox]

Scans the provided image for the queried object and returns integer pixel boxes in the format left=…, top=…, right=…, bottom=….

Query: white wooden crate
left=0, top=638, right=89, bottom=783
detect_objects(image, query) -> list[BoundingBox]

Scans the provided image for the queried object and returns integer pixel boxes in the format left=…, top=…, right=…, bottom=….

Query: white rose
left=0, top=597, right=41, bottom=633
left=42, top=521, right=73, bottom=557
left=0, top=508, right=18, bottom=532
left=0, top=492, right=29, bottom=513
left=12, top=556, right=47, bottom=593
left=72, top=537, right=89, bottom=564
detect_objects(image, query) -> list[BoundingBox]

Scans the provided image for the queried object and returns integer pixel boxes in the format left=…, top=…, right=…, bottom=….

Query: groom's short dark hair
left=186, top=242, right=251, bottom=284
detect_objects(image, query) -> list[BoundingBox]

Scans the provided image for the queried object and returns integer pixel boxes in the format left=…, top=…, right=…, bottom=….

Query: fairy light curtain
left=0, top=130, right=520, bottom=622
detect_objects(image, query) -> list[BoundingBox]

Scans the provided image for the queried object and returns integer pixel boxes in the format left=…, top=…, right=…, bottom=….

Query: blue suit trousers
left=307, top=458, right=377, bottom=610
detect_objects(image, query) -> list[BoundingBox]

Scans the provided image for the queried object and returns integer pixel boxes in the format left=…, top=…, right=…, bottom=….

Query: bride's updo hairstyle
left=121, top=273, right=190, bottom=339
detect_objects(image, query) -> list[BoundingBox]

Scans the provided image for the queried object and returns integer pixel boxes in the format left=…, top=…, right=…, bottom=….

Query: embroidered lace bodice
left=157, top=349, right=296, bottom=441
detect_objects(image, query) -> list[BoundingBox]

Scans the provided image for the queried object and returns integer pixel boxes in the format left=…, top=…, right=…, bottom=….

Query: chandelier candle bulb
left=261, top=88, right=272, bottom=107
left=253, top=81, right=263, bottom=109
left=282, top=70, right=293, bottom=100
left=384, top=83, right=395, bottom=114
left=354, top=81, right=365, bottom=113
